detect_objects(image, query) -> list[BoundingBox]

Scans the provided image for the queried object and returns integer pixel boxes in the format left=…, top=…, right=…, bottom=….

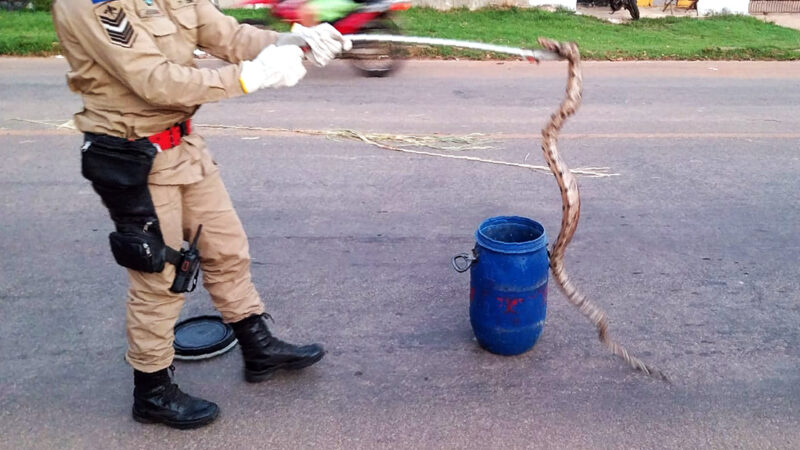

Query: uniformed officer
left=52, top=0, right=351, bottom=429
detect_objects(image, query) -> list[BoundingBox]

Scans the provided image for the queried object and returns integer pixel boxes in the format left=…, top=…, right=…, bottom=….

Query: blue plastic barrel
left=462, top=216, right=549, bottom=355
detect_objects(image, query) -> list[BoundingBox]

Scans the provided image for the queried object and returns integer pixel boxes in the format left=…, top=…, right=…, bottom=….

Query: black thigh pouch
left=81, top=133, right=169, bottom=273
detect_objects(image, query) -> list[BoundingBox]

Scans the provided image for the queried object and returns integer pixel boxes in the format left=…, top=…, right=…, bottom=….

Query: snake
left=538, top=38, right=668, bottom=382
left=347, top=34, right=667, bottom=381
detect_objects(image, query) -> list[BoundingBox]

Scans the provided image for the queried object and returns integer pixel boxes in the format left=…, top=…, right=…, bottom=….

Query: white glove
left=290, top=22, right=353, bottom=67
left=239, top=45, right=307, bottom=94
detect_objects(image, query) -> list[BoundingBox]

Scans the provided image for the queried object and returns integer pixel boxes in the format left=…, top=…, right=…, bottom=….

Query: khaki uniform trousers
left=125, top=134, right=264, bottom=372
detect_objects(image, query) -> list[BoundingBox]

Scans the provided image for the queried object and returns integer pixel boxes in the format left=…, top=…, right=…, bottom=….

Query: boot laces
left=162, top=365, right=189, bottom=403
left=254, top=314, right=300, bottom=351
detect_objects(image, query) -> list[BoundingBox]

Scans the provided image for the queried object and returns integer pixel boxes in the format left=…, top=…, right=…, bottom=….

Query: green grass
left=2, top=7, right=800, bottom=60
left=222, top=8, right=290, bottom=31
left=0, top=10, right=60, bottom=56
left=398, top=7, right=800, bottom=60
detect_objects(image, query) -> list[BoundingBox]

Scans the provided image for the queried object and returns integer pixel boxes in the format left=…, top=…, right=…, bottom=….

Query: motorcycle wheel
left=347, top=19, right=404, bottom=78
left=237, top=18, right=270, bottom=27
left=625, top=0, right=640, bottom=20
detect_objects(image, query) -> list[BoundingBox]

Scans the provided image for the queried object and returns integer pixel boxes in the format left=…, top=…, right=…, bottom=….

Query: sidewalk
left=754, top=12, right=800, bottom=30
left=577, top=5, right=800, bottom=31
left=577, top=5, right=698, bottom=23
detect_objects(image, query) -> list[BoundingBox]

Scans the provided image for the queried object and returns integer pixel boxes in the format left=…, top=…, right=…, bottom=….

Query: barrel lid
left=173, top=315, right=237, bottom=361
left=476, top=216, right=547, bottom=254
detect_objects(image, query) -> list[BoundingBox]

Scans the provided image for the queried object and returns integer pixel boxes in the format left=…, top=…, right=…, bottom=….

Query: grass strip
left=0, top=10, right=60, bottom=56
left=398, top=7, right=800, bottom=60
left=1, top=7, right=799, bottom=60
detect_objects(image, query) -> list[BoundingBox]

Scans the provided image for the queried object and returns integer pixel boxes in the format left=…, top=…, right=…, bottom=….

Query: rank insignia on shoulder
left=95, top=3, right=136, bottom=48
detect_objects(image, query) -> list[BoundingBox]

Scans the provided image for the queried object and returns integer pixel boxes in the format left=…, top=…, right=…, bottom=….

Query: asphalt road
left=1, top=58, right=799, bottom=449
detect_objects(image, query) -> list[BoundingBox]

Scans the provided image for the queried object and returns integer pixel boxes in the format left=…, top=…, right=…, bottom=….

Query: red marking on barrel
left=470, top=287, right=475, bottom=303
left=496, top=297, right=524, bottom=314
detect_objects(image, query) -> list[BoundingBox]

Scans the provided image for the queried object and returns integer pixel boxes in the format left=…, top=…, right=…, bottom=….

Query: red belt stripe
left=147, top=120, right=191, bottom=151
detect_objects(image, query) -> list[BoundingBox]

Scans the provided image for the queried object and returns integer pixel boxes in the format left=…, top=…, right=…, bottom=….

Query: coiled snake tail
left=538, top=38, right=668, bottom=382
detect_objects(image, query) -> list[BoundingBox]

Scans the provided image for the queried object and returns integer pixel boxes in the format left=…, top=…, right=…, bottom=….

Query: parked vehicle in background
left=609, top=0, right=640, bottom=19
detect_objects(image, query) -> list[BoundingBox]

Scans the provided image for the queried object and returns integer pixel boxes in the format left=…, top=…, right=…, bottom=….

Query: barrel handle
left=452, top=249, right=478, bottom=273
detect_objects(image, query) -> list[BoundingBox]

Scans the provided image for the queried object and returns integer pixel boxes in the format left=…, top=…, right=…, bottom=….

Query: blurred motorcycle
left=238, top=0, right=410, bottom=77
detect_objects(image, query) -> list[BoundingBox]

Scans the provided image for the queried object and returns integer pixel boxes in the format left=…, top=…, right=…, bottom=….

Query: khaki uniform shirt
left=52, top=0, right=279, bottom=184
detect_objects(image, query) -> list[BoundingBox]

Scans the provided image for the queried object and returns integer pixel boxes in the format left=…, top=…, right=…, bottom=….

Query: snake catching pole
left=346, top=34, right=668, bottom=382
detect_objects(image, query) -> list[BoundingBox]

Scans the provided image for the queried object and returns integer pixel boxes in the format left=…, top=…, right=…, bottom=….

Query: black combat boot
left=132, top=366, right=219, bottom=429
left=230, top=313, right=325, bottom=383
